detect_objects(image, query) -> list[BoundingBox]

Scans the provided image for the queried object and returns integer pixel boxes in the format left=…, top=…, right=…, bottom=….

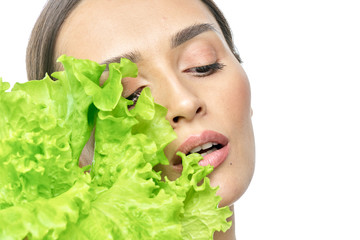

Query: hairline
left=27, top=0, right=241, bottom=80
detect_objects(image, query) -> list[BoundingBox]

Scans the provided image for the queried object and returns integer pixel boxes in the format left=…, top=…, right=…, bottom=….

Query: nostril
left=172, top=107, right=203, bottom=124
left=196, top=107, right=202, bottom=114
left=173, top=116, right=179, bottom=123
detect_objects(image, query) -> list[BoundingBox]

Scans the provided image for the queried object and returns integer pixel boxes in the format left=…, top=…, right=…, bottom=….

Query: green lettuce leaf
left=0, top=55, right=232, bottom=239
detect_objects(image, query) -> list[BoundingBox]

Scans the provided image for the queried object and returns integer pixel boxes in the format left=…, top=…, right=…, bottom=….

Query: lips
left=172, top=130, right=229, bottom=172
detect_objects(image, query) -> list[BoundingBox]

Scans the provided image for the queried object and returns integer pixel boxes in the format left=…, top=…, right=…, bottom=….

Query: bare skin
left=56, top=0, right=255, bottom=239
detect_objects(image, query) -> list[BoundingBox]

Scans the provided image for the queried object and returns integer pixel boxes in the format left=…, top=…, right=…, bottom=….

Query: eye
left=184, top=62, right=225, bottom=77
left=126, top=87, right=144, bottom=109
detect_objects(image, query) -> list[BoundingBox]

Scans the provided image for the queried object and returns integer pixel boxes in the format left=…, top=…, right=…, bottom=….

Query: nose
left=169, top=91, right=205, bottom=126
left=154, top=75, right=206, bottom=128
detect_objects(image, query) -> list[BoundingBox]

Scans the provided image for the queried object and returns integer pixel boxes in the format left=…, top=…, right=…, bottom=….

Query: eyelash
left=126, top=87, right=144, bottom=109
left=185, top=62, right=225, bottom=77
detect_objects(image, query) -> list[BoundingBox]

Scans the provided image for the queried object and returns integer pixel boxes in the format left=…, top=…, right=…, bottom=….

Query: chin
left=208, top=161, right=255, bottom=207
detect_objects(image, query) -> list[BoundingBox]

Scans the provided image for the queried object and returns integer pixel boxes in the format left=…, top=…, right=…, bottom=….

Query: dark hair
left=26, top=0, right=241, bottom=81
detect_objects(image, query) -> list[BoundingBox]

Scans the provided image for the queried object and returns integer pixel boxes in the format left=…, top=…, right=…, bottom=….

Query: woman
left=27, top=0, right=255, bottom=239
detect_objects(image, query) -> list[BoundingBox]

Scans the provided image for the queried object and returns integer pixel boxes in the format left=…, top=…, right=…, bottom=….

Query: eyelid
left=121, top=76, right=142, bottom=97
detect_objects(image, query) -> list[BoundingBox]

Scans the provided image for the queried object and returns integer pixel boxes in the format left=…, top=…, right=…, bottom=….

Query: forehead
left=56, top=0, right=221, bottom=62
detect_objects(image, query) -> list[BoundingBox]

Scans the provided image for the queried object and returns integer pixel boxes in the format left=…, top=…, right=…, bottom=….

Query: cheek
left=208, top=67, right=255, bottom=206
left=208, top=66, right=252, bottom=126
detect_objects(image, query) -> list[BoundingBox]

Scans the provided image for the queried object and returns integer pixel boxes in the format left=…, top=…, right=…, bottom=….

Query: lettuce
left=0, top=55, right=232, bottom=239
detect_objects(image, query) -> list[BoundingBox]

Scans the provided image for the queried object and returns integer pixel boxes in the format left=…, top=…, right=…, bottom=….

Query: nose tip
left=167, top=93, right=206, bottom=128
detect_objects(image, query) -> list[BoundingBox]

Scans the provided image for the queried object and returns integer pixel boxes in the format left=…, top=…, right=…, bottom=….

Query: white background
left=1, top=1, right=359, bottom=239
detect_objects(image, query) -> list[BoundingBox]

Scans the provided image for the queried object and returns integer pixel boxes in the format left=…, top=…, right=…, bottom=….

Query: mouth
left=172, top=130, right=229, bottom=172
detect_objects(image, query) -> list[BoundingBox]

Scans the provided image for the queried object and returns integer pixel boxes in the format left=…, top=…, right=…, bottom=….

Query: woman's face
left=55, top=0, right=255, bottom=207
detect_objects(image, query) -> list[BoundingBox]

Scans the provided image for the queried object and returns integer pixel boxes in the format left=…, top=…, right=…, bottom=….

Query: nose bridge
left=152, top=68, right=205, bottom=126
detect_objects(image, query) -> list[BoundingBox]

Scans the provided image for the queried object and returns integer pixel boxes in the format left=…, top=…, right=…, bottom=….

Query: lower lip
left=198, top=144, right=230, bottom=168
left=172, top=144, right=230, bottom=172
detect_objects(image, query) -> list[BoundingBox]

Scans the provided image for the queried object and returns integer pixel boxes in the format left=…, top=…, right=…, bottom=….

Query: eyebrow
left=171, top=23, right=217, bottom=48
left=100, top=51, right=141, bottom=69
left=100, top=23, right=217, bottom=67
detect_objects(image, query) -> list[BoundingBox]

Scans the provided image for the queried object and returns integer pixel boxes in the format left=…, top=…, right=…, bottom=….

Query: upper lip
left=171, top=130, right=229, bottom=165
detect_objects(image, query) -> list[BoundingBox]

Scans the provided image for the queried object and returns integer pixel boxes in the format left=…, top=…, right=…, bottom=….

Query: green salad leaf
left=0, top=55, right=232, bottom=240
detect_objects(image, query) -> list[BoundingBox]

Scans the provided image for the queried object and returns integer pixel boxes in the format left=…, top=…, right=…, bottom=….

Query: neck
left=213, top=205, right=236, bottom=240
